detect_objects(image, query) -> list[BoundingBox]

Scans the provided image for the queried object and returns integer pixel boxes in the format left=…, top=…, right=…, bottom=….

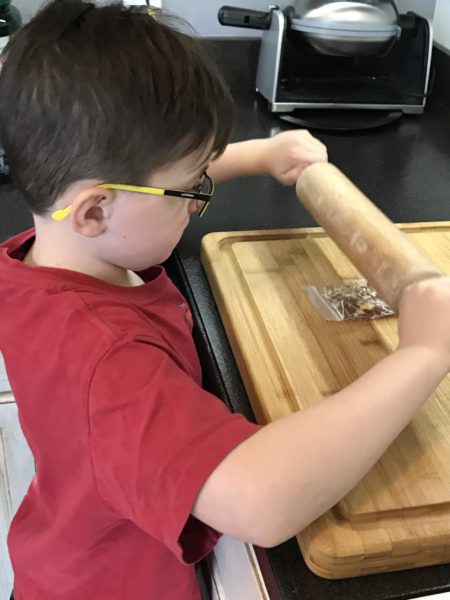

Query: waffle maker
left=219, top=1, right=434, bottom=129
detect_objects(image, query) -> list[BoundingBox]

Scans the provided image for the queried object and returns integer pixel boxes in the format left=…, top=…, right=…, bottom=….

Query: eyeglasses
left=51, top=171, right=214, bottom=221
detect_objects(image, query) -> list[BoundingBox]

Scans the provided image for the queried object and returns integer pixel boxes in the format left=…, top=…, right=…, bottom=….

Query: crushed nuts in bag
left=304, top=279, right=395, bottom=321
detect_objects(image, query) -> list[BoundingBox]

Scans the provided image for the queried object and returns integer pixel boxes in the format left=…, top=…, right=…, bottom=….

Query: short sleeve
left=88, top=338, right=260, bottom=563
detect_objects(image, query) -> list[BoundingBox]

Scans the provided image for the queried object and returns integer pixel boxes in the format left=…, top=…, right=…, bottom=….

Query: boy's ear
left=69, top=186, right=115, bottom=237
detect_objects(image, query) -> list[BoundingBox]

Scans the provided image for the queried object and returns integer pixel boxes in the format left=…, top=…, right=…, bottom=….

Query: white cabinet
left=0, top=395, right=35, bottom=600
left=0, top=354, right=10, bottom=393
left=205, top=536, right=270, bottom=600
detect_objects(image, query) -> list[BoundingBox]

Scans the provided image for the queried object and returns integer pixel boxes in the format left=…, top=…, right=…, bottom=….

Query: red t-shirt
left=0, top=230, right=260, bottom=600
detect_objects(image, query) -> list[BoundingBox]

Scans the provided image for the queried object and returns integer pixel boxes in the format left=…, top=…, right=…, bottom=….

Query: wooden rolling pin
left=296, top=163, right=442, bottom=311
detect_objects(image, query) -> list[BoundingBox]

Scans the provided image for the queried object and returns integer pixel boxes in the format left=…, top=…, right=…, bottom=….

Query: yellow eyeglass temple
left=52, top=205, right=73, bottom=221
left=98, top=184, right=165, bottom=195
left=50, top=178, right=213, bottom=221
left=51, top=184, right=166, bottom=221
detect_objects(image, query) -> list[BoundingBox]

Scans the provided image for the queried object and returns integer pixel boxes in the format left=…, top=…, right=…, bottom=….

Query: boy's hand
left=398, top=276, right=450, bottom=366
left=263, top=130, right=328, bottom=186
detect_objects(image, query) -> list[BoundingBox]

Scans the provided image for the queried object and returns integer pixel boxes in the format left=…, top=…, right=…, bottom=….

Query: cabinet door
left=0, top=353, right=11, bottom=393
left=206, top=536, right=270, bottom=600
left=0, top=397, right=35, bottom=600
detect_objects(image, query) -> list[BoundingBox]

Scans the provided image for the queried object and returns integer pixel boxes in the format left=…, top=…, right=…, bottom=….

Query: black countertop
left=1, top=91, right=450, bottom=600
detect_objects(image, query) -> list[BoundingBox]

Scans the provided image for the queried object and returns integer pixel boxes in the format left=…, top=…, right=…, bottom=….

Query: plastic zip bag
left=304, top=279, right=394, bottom=321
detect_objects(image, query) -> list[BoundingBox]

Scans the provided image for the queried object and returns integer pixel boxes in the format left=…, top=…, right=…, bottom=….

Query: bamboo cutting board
left=201, top=222, right=450, bottom=579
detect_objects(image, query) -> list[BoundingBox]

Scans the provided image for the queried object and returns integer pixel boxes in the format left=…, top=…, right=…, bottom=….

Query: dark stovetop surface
left=1, top=90, right=450, bottom=600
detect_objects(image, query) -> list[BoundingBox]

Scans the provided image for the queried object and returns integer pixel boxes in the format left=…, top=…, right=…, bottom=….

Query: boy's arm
left=208, top=131, right=328, bottom=185
left=192, top=278, right=450, bottom=547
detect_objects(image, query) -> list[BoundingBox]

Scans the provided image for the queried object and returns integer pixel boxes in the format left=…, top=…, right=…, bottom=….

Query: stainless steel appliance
left=219, top=1, right=434, bottom=129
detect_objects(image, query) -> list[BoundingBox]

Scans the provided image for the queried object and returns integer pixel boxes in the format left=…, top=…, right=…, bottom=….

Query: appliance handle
left=218, top=6, right=272, bottom=30
left=386, top=0, right=400, bottom=20
left=386, top=0, right=417, bottom=33
left=398, top=12, right=417, bottom=30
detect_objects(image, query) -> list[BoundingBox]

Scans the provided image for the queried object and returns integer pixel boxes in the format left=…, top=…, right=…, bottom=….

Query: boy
left=0, top=1, right=449, bottom=599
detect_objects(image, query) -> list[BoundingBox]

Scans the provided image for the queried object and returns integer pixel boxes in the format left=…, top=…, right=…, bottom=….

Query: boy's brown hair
left=0, top=0, right=234, bottom=215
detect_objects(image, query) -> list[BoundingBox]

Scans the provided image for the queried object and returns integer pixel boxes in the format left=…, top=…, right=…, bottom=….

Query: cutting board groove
left=201, top=223, right=450, bottom=579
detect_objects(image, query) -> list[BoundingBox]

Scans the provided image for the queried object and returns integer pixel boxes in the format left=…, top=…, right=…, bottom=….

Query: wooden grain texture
left=296, top=164, right=442, bottom=310
left=201, top=222, right=450, bottom=579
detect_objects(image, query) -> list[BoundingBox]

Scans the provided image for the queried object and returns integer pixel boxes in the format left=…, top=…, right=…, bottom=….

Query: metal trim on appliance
left=256, top=9, right=286, bottom=103
left=423, top=17, right=434, bottom=107
left=268, top=101, right=425, bottom=114
left=291, top=18, right=400, bottom=34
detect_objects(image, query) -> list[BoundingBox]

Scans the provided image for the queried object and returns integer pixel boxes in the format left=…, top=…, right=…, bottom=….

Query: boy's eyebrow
left=181, top=166, right=207, bottom=188
left=195, top=165, right=208, bottom=178
left=190, top=163, right=208, bottom=176
left=189, top=153, right=211, bottom=174
left=183, top=172, right=204, bottom=189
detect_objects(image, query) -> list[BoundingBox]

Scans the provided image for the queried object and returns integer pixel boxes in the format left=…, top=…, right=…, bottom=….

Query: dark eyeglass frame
left=51, top=171, right=214, bottom=221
